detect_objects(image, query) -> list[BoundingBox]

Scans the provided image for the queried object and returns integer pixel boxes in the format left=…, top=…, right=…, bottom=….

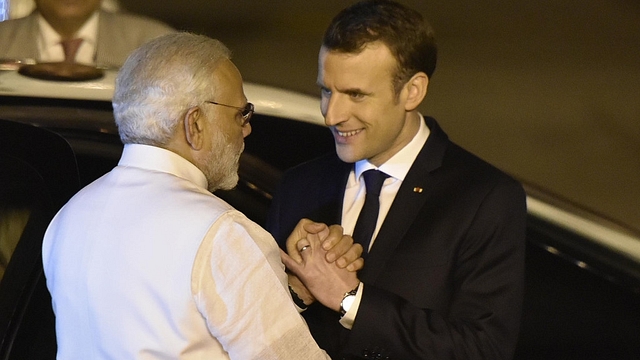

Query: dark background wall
left=121, top=0, right=639, bottom=233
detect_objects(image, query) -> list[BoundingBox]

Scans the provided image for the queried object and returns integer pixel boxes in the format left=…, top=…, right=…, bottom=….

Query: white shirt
left=43, top=144, right=329, bottom=359
left=340, top=115, right=430, bottom=328
left=37, top=11, right=98, bottom=64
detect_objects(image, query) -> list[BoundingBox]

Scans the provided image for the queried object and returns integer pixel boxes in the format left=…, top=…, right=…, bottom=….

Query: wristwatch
left=288, top=283, right=308, bottom=310
left=340, top=285, right=359, bottom=317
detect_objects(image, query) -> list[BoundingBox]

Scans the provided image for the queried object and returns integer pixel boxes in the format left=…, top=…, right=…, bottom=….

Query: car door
left=0, top=119, right=80, bottom=360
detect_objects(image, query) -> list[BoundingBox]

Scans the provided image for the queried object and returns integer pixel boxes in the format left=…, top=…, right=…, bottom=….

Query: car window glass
left=0, top=157, right=49, bottom=282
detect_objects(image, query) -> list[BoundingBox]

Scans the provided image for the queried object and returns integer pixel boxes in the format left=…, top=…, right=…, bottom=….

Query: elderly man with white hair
left=42, top=32, right=363, bottom=359
left=0, top=0, right=174, bottom=67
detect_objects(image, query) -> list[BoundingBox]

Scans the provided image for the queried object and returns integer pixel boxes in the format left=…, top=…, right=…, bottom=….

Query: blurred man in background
left=0, top=0, right=174, bottom=67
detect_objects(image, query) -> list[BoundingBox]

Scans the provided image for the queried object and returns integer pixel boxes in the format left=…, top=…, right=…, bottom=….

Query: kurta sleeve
left=191, top=210, right=330, bottom=359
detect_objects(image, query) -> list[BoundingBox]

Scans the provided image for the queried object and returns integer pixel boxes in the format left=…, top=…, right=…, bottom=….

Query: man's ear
left=184, top=106, right=205, bottom=150
left=403, top=72, right=429, bottom=111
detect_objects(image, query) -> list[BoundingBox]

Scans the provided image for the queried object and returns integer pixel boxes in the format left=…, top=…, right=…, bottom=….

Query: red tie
left=61, top=38, right=83, bottom=63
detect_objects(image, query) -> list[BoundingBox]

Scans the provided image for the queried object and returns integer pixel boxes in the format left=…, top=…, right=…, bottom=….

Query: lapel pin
left=413, top=187, right=423, bottom=193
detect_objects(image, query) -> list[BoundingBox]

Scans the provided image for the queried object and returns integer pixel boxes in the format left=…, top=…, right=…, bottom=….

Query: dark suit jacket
left=266, top=117, right=527, bottom=359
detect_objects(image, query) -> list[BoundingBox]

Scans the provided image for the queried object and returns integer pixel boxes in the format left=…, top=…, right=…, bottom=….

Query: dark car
left=1, top=66, right=639, bottom=360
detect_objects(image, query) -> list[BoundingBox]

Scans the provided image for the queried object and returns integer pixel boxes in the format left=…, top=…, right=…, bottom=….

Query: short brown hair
left=323, top=0, right=437, bottom=93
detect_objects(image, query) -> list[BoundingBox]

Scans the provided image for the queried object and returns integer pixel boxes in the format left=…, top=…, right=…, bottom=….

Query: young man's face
left=317, top=42, right=418, bottom=166
left=36, top=0, right=101, bottom=24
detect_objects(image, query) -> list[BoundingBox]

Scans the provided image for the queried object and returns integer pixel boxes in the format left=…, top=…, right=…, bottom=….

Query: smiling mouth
left=335, top=129, right=362, bottom=137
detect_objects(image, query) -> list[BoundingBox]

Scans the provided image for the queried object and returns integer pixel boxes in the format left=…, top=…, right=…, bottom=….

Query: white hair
left=112, top=32, right=231, bottom=145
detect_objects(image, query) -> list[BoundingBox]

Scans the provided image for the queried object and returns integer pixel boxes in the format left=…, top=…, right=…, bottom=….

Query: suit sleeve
left=265, top=173, right=289, bottom=249
left=345, top=179, right=527, bottom=360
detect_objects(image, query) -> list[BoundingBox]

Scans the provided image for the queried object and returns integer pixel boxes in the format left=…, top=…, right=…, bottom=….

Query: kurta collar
left=118, top=144, right=209, bottom=190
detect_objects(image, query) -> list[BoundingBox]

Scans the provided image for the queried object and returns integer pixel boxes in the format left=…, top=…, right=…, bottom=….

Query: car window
left=0, top=156, right=50, bottom=281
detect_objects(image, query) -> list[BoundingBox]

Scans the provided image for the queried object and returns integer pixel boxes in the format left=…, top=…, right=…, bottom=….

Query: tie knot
left=61, top=38, right=83, bottom=62
left=362, top=170, right=389, bottom=197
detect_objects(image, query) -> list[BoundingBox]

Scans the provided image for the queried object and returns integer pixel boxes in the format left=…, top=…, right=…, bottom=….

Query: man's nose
left=323, top=95, right=348, bottom=127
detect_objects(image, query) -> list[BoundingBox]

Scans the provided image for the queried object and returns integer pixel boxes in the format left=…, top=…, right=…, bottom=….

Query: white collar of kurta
left=354, top=113, right=430, bottom=182
left=118, top=144, right=209, bottom=190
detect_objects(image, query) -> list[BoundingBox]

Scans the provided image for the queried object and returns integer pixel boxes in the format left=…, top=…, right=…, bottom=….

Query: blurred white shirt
left=37, top=11, right=98, bottom=64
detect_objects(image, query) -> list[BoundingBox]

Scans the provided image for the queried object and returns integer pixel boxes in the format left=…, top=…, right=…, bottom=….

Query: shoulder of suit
left=284, top=151, right=348, bottom=178
left=0, top=14, right=38, bottom=54
left=421, top=117, right=521, bottom=186
left=0, top=12, right=36, bottom=31
left=445, top=140, right=522, bottom=190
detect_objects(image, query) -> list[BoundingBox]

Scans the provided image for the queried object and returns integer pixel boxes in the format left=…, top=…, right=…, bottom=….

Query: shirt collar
left=354, top=113, right=430, bottom=181
left=37, top=11, right=99, bottom=47
left=118, top=144, right=209, bottom=190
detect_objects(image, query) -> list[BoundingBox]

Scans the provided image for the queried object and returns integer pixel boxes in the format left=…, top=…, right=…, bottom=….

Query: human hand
left=321, top=224, right=364, bottom=271
left=286, top=219, right=364, bottom=271
left=285, top=219, right=329, bottom=263
left=281, top=230, right=360, bottom=312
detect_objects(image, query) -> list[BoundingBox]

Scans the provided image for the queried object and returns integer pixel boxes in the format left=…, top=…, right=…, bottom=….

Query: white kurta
left=42, top=144, right=329, bottom=359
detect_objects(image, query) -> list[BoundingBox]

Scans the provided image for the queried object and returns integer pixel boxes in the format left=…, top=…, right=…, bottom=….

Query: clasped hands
left=281, top=219, right=363, bottom=312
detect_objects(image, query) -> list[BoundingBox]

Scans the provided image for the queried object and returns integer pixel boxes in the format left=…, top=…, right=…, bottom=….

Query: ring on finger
left=300, top=245, right=310, bottom=252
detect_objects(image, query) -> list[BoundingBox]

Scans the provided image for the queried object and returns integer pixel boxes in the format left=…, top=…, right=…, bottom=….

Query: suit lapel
left=320, top=159, right=351, bottom=226
left=360, top=117, right=450, bottom=282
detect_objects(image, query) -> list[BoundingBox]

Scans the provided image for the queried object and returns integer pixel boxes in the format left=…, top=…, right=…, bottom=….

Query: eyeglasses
left=204, top=101, right=254, bottom=126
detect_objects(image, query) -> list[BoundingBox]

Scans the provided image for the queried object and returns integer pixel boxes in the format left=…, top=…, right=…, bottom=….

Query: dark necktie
left=352, top=169, right=389, bottom=254
left=61, top=38, right=83, bottom=63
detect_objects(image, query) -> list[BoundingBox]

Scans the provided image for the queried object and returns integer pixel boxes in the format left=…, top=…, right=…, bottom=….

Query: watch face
left=342, top=294, right=356, bottom=313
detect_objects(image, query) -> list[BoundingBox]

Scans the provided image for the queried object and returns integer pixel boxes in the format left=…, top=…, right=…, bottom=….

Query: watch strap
left=289, top=283, right=308, bottom=310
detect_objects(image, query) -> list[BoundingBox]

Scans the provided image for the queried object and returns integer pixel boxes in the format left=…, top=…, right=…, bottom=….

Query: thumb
left=280, top=249, right=301, bottom=273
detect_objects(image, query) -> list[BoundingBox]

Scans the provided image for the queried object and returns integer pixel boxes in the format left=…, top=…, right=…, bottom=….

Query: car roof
left=0, top=68, right=325, bottom=126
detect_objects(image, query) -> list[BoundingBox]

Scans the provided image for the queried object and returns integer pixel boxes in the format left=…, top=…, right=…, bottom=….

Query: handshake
left=281, top=219, right=363, bottom=313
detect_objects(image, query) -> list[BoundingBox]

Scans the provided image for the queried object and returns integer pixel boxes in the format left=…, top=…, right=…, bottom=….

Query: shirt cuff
left=339, top=282, right=364, bottom=329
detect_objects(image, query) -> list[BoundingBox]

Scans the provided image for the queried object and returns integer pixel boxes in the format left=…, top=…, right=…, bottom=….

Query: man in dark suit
left=267, top=1, right=527, bottom=359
